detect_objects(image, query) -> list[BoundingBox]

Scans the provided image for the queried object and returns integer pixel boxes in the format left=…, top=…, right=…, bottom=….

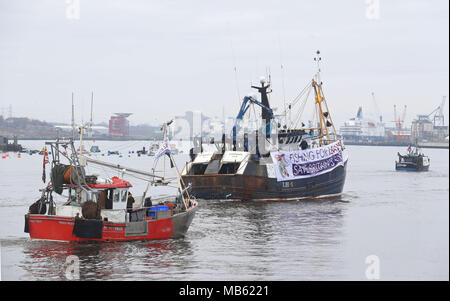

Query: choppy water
left=0, top=140, right=448, bottom=280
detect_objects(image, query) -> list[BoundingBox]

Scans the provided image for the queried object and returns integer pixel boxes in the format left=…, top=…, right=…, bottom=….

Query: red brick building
left=109, top=113, right=132, bottom=137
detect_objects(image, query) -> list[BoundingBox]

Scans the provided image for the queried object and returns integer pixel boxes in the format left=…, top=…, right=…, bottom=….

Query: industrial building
left=411, top=97, right=448, bottom=143
left=0, top=136, right=22, bottom=152
left=411, top=115, right=448, bottom=142
left=108, top=113, right=132, bottom=137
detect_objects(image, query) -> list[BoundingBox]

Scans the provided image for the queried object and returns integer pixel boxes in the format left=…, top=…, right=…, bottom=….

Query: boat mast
left=71, top=92, right=75, bottom=140
left=89, top=92, right=94, bottom=137
left=312, top=50, right=338, bottom=145
left=162, top=120, right=191, bottom=209
left=143, top=121, right=190, bottom=209
left=251, top=77, right=272, bottom=138
left=78, top=123, right=86, bottom=166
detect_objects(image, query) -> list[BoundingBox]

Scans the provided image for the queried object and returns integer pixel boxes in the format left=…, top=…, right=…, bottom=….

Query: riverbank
left=344, top=141, right=449, bottom=149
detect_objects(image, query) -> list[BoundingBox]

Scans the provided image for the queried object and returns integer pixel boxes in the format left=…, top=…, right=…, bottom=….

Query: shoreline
left=343, top=141, right=449, bottom=149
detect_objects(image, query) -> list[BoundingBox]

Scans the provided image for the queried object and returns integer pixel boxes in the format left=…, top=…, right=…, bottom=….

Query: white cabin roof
left=193, top=152, right=215, bottom=164
left=221, top=151, right=249, bottom=163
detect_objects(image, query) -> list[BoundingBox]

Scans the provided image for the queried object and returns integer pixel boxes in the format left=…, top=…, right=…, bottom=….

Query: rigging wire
left=228, top=24, right=241, bottom=106
left=279, top=81, right=313, bottom=129
left=293, top=85, right=313, bottom=129
left=277, top=28, right=287, bottom=126
left=281, top=81, right=312, bottom=117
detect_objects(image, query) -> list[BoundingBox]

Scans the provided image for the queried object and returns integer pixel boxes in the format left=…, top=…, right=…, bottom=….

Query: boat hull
left=395, top=162, right=430, bottom=172
left=182, top=162, right=347, bottom=201
left=25, top=203, right=197, bottom=243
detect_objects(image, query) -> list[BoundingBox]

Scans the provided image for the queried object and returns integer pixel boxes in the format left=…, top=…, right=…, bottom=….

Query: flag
left=42, top=151, right=49, bottom=183
left=155, top=140, right=171, bottom=159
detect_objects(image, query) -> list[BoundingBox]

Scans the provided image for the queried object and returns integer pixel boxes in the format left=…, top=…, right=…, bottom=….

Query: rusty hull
left=182, top=161, right=347, bottom=201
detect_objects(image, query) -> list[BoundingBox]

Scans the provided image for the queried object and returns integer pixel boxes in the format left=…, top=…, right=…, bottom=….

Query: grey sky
left=0, top=0, right=448, bottom=128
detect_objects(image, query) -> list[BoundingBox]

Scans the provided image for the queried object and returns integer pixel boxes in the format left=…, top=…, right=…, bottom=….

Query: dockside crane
left=392, top=104, right=407, bottom=141
left=427, top=96, right=446, bottom=126
left=371, top=92, right=383, bottom=123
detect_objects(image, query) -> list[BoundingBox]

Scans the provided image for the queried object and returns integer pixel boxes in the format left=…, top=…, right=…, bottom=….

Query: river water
left=0, top=140, right=448, bottom=280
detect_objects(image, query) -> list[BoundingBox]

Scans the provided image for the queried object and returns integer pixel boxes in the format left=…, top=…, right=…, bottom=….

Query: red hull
left=26, top=203, right=197, bottom=242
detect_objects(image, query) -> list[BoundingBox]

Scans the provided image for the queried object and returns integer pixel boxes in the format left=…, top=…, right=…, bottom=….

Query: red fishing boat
left=25, top=121, right=198, bottom=242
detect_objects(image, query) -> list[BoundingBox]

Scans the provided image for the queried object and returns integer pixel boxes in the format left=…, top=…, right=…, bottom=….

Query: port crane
left=371, top=92, right=383, bottom=123
left=393, top=104, right=407, bottom=141
left=232, top=94, right=274, bottom=150
left=427, top=96, right=446, bottom=126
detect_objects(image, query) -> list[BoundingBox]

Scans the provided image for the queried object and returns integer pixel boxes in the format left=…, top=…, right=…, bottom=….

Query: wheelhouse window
left=191, top=163, right=208, bottom=175
left=107, top=188, right=129, bottom=210
left=219, top=163, right=241, bottom=174
left=113, top=189, right=128, bottom=203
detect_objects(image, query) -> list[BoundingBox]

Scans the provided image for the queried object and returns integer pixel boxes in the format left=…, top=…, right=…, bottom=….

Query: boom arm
left=232, top=96, right=274, bottom=147
left=428, top=96, right=447, bottom=117
left=401, top=105, right=407, bottom=125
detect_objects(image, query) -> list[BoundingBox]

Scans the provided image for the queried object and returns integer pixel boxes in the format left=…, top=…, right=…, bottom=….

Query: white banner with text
left=271, top=141, right=344, bottom=182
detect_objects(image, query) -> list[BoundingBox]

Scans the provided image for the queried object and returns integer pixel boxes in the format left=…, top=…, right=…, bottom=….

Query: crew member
left=127, top=192, right=135, bottom=211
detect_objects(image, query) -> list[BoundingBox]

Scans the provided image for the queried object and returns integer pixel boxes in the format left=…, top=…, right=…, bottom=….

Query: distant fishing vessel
left=25, top=121, right=197, bottom=242
left=395, top=144, right=430, bottom=171
left=90, top=145, right=101, bottom=153
left=181, top=51, right=348, bottom=201
left=149, top=143, right=160, bottom=156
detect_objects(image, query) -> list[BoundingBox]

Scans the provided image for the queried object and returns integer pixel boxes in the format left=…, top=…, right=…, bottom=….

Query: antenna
left=314, top=50, right=322, bottom=82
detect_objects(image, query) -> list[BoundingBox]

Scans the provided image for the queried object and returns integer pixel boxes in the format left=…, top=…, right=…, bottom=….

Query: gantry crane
left=427, top=96, right=446, bottom=126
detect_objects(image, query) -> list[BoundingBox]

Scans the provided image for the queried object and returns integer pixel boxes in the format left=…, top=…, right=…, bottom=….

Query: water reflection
left=16, top=198, right=347, bottom=280
left=187, top=198, right=347, bottom=280
left=21, top=238, right=194, bottom=280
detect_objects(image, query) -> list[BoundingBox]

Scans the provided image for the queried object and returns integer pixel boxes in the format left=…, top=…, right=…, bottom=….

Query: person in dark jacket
left=126, top=192, right=135, bottom=211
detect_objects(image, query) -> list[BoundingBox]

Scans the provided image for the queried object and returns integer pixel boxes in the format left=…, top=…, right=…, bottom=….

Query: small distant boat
left=136, top=146, right=147, bottom=156
left=395, top=144, right=430, bottom=171
left=149, top=143, right=160, bottom=156
left=90, top=145, right=101, bottom=153
left=170, top=144, right=179, bottom=155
